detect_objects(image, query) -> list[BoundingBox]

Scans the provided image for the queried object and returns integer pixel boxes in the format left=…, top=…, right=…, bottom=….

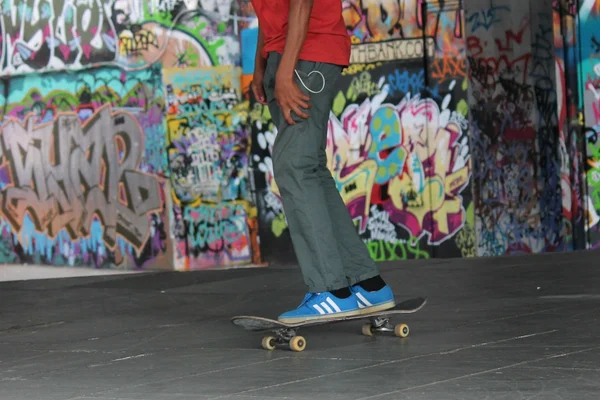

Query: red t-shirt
left=251, top=0, right=351, bottom=67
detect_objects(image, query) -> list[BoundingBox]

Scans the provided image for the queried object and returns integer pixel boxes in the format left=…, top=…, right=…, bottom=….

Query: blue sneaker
left=277, top=292, right=363, bottom=324
left=351, top=284, right=396, bottom=312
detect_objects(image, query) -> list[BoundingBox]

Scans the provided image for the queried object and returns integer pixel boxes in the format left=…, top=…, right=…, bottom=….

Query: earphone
left=294, top=69, right=326, bottom=94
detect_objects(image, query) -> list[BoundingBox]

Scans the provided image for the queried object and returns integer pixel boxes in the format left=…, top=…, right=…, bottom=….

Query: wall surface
left=249, top=0, right=476, bottom=264
left=577, top=0, right=600, bottom=248
left=0, top=0, right=261, bottom=270
left=0, top=0, right=239, bottom=73
left=0, top=0, right=593, bottom=269
left=464, top=0, right=569, bottom=256
left=163, top=65, right=257, bottom=269
left=0, top=65, right=172, bottom=268
left=552, top=0, right=588, bottom=251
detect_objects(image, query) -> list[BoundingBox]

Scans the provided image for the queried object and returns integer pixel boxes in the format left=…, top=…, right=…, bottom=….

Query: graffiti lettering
left=467, top=6, right=511, bottom=33
left=366, top=238, right=430, bottom=261
left=119, top=28, right=159, bottom=56
left=387, top=69, right=425, bottom=96
left=330, top=93, right=471, bottom=245
left=431, top=54, right=467, bottom=82
left=184, top=202, right=251, bottom=265
left=366, top=206, right=397, bottom=243
left=0, top=0, right=118, bottom=73
left=342, top=62, right=382, bottom=76
left=350, top=38, right=435, bottom=64
left=0, top=105, right=161, bottom=251
left=347, top=72, right=381, bottom=101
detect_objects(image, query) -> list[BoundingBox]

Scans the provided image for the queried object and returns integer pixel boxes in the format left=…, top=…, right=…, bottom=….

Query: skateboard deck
left=232, top=297, right=426, bottom=352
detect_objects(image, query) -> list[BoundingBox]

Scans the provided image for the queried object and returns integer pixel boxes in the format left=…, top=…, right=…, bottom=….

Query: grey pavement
left=1, top=251, right=599, bottom=399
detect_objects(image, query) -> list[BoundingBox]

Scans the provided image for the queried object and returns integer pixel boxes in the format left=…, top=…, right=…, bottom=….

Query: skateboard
left=231, top=297, right=426, bottom=352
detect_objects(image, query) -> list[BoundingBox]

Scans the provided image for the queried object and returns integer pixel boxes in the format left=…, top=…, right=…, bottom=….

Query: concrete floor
left=1, top=251, right=599, bottom=400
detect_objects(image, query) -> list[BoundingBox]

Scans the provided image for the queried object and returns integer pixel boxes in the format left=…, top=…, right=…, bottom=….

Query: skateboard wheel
left=394, top=323, right=409, bottom=338
left=289, top=336, right=306, bottom=352
left=261, top=335, right=277, bottom=351
left=362, top=323, right=374, bottom=337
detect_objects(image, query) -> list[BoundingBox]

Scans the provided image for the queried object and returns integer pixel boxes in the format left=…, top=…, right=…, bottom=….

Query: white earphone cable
left=294, top=69, right=326, bottom=94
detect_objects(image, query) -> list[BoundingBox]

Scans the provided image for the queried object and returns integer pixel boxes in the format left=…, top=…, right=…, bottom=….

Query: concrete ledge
left=0, top=265, right=142, bottom=282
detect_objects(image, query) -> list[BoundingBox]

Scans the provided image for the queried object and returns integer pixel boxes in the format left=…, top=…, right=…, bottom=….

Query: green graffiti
left=332, top=91, right=347, bottom=116
left=588, top=168, right=600, bottom=209
left=345, top=72, right=380, bottom=102
left=271, top=214, right=287, bottom=237
left=181, top=46, right=201, bottom=67
left=367, top=238, right=430, bottom=261
left=457, top=99, right=469, bottom=117
left=466, top=201, right=475, bottom=227
left=589, top=142, right=600, bottom=163
left=141, top=9, right=223, bottom=65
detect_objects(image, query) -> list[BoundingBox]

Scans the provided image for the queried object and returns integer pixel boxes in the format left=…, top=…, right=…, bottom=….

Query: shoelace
left=298, top=292, right=322, bottom=307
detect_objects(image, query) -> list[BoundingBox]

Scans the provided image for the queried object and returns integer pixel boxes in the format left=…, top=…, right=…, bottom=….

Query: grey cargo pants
left=262, top=52, right=380, bottom=293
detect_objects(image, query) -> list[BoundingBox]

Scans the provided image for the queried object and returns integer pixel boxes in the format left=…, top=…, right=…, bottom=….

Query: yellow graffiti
left=272, top=214, right=287, bottom=237
left=455, top=225, right=475, bottom=257
left=342, top=62, right=383, bottom=76
left=166, top=116, right=189, bottom=142
left=118, top=29, right=159, bottom=56
left=360, top=0, right=402, bottom=42
left=335, top=160, right=378, bottom=226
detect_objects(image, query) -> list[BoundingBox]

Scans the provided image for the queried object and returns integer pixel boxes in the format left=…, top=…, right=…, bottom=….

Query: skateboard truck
left=261, top=316, right=410, bottom=352
left=362, top=316, right=410, bottom=338
left=262, top=328, right=306, bottom=352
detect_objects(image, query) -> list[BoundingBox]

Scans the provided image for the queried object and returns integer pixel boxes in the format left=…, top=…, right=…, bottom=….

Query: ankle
left=356, top=275, right=386, bottom=292
left=330, top=287, right=352, bottom=299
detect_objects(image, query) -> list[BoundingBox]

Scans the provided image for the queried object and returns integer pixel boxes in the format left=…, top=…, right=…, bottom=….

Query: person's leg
left=315, top=130, right=380, bottom=286
left=262, top=53, right=393, bottom=321
left=263, top=53, right=349, bottom=295
left=314, top=91, right=395, bottom=311
left=263, top=53, right=371, bottom=323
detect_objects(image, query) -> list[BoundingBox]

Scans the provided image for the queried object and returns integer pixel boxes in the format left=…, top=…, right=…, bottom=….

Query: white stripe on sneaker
left=313, top=304, right=325, bottom=314
left=356, top=292, right=373, bottom=307
left=326, top=297, right=342, bottom=312
left=320, top=302, right=333, bottom=313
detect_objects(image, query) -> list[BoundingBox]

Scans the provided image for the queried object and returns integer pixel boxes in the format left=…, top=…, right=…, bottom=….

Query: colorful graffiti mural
left=249, top=0, right=474, bottom=263
left=552, top=0, right=588, bottom=251
left=0, top=0, right=239, bottom=75
left=576, top=0, right=600, bottom=247
left=0, top=65, right=171, bottom=268
left=163, top=65, right=258, bottom=269
left=465, top=0, right=567, bottom=256
left=0, top=0, right=264, bottom=270
left=1, top=0, right=597, bottom=270
left=0, top=0, right=118, bottom=73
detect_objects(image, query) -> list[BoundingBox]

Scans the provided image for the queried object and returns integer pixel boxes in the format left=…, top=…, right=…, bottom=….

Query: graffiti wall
left=0, top=0, right=262, bottom=270
left=578, top=0, right=600, bottom=248
left=163, top=65, right=259, bottom=269
left=465, top=0, right=567, bottom=256
left=1, top=0, right=595, bottom=269
left=250, top=0, right=475, bottom=263
left=552, top=0, right=588, bottom=250
left=0, top=65, right=172, bottom=268
left=0, top=0, right=240, bottom=75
